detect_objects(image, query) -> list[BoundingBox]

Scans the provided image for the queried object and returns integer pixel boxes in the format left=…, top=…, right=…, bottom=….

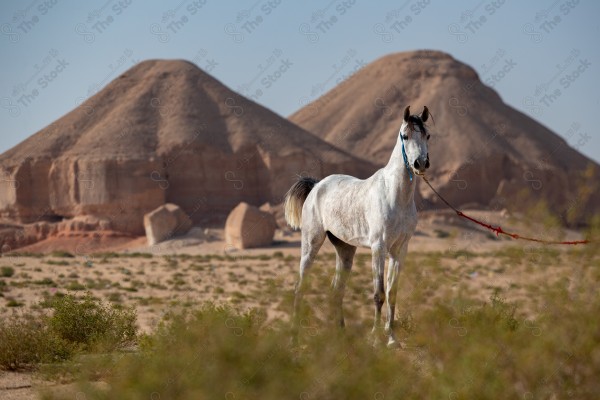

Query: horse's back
left=302, top=173, right=377, bottom=246
left=302, top=173, right=367, bottom=217
left=319, top=173, right=363, bottom=186
left=311, top=174, right=367, bottom=200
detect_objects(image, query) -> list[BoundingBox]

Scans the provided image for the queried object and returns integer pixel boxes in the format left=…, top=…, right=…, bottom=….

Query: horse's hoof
left=290, top=333, right=299, bottom=347
left=368, top=332, right=382, bottom=347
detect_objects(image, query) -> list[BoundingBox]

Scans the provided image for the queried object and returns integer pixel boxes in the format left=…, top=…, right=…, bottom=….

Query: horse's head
left=400, top=105, right=431, bottom=175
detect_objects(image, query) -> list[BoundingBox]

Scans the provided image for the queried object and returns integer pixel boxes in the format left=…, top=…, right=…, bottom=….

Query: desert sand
left=0, top=207, right=591, bottom=399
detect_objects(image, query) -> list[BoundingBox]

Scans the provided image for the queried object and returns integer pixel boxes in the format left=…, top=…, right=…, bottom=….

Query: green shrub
left=34, top=278, right=56, bottom=286
left=0, top=311, right=73, bottom=370
left=1, top=293, right=137, bottom=371
left=45, top=260, right=70, bottom=266
left=50, top=251, right=75, bottom=258
left=434, top=229, right=451, bottom=238
left=49, top=292, right=136, bottom=352
left=6, top=298, right=23, bottom=307
left=1, top=266, right=15, bottom=277
left=66, top=281, right=86, bottom=291
left=128, top=252, right=153, bottom=258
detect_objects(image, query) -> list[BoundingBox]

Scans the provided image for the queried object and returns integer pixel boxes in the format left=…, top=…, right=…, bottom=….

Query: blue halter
left=400, top=134, right=413, bottom=181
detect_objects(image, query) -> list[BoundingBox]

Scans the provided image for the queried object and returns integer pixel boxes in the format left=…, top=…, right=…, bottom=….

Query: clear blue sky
left=1, top=0, right=599, bottom=164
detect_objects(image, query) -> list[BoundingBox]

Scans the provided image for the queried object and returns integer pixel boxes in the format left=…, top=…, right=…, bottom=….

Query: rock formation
left=144, top=203, right=193, bottom=246
left=225, top=202, right=276, bottom=249
left=0, top=60, right=377, bottom=235
left=290, top=50, right=600, bottom=225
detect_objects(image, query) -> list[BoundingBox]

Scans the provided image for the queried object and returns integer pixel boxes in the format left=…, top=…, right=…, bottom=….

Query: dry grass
left=1, top=220, right=599, bottom=398
left=0, top=292, right=136, bottom=371
left=22, top=242, right=599, bottom=399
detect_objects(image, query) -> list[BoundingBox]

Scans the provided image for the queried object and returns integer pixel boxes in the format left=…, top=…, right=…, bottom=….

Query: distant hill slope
left=0, top=60, right=377, bottom=234
left=290, top=50, right=599, bottom=225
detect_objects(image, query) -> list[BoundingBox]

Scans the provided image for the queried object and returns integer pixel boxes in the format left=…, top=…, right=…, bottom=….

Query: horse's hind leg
left=293, top=227, right=326, bottom=337
left=328, top=232, right=356, bottom=328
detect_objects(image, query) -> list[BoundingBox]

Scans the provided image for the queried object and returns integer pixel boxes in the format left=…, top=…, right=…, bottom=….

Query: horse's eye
left=427, top=134, right=431, bottom=140
left=402, top=134, right=408, bottom=140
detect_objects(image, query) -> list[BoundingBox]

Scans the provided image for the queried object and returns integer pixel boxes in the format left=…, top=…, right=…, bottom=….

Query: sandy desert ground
left=0, top=210, right=593, bottom=399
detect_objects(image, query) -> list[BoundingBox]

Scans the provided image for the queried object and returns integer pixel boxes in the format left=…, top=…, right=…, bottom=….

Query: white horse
left=284, top=106, right=430, bottom=347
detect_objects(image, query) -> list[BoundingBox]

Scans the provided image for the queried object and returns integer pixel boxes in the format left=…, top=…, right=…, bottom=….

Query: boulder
left=260, top=202, right=288, bottom=229
left=225, top=202, right=276, bottom=249
left=144, top=203, right=192, bottom=246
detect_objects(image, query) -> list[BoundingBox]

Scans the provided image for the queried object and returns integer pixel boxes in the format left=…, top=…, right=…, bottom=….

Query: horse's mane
left=406, top=115, right=427, bottom=133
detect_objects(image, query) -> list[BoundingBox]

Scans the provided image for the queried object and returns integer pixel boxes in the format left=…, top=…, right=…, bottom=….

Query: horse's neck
left=381, top=138, right=417, bottom=208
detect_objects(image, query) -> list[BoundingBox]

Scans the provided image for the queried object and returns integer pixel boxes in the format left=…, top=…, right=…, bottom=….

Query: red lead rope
left=420, top=175, right=589, bottom=245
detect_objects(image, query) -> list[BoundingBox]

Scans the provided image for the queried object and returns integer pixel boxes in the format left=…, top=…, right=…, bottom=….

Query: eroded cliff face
left=0, top=157, right=165, bottom=235
left=0, top=59, right=377, bottom=236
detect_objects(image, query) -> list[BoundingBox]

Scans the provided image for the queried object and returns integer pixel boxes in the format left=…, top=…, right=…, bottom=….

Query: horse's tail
left=284, top=177, right=319, bottom=230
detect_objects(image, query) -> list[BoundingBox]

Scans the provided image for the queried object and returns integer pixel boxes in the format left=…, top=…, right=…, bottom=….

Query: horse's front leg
left=385, top=241, right=408, bottom=348
left=370, top=243, right=386, bottom=345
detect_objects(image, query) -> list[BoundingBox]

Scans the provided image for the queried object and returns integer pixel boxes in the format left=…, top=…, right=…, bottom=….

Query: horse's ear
left=421, top=106, right=429, bottom=122
left=403, top=106, right=410, bottom=122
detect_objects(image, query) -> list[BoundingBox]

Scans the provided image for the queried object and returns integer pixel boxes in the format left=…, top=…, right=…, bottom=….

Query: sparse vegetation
left=0, top=292, right=137, bottom=371
left=0, top=241, right=597, bottom=398
left=51, top=251, right=75, bottom=258
left=91, top=252, right=153, bottom=259
left=434, top=229, right=451, bottom=238
left=107, top=292, right=122, bottom=303
left=49, top=292, right=136, bottom=352
left=0, top=311, right=73, bottom=370
left=6, top=298, right=23, bottom=307
left=56, top=287, right=600, bottom=399
left=45, top=259, right=70, bottom=266
left=66, top=281, right=86, bottom=291
left=1, top=266, right=15, bottom=277
left=33, top=277, right=56, bottom=286
left=8, top=252, right=44, bottom=258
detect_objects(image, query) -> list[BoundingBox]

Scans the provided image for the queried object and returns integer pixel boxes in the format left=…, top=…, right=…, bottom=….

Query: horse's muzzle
left=413, top=155, right=430, bottom=173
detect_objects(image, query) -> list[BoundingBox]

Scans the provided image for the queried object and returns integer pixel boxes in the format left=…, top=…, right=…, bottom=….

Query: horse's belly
left=340, top=233, right=370, bottom=248
left=325, top=216, right=370, bottom=248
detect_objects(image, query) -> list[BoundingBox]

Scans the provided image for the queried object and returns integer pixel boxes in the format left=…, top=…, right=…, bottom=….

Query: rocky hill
left=0, top=60, right=377, bottom=235
left=290, top=50, right=599, bottom=225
